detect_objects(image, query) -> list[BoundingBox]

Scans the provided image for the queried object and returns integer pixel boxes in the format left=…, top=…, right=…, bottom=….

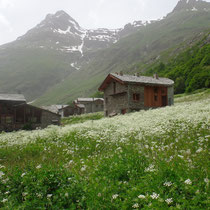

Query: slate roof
left=111, top=73, right=174, bottom=86
left=75, top=104, right=85, bottom=108
left=76, top=98, right=104, bottom=102
left=41, top=105, right=69, bottom=114
left=0, top=94, right=26, bottom=102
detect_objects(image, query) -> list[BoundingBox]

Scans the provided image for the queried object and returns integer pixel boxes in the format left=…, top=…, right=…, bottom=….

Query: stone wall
left=167, top=86, right=174, bottom=106
left=92, top=100, right=104, bottom=113
left=41, top=110, right=60, bottom=128
left=79, top=100, right=104, bottom=114
left=104, top=81, right=129, bottom=116
left=128, top=84, right=145, bottom=111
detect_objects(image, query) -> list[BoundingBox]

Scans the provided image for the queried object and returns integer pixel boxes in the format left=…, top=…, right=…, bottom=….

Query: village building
left=74, top=103, right=85, bottom=115
left=74, top=98, right=104, bottom=114
left=98, top=73, right=174, bottom=116
left=42, top=105, right=75, bottom=117
left=0, top=94, right=60, bottom=132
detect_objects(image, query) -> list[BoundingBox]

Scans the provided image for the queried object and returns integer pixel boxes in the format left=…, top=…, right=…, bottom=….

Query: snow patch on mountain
left=70, top=62, right=80, bottom=70
left=192, top=6, right=198, bottom=11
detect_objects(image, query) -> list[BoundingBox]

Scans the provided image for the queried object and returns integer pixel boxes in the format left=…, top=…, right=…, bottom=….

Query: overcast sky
left=0, top=0, right=209, bottom=45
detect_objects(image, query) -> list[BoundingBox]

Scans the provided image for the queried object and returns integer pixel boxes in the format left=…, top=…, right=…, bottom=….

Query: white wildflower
left=81, top=165, right=87, bottom=172
left=163, top=181, right=173, bottom=187
left=138, top=194, right=146, bottom=199
left=150, top=192, right=159, bottom=199
left=21, top=173, right=26, bottom=177
left=65, top=192, right=69, bottom=197
left=165, top=198, right=173, bottom=204
left=204, top=178, right=209, bottom=184
left=22, top=192, right=28, bottom=197
left=47, top=194, right=52, bottom=198
left=178, top=154, right=184, bottom=159
left=184, top=179, right=192, bottom=185
left=2, top=198, right=8, bottom=203
left=0, top=171, right=5, bottom=179
left=112, top=194, right=119, bottom=199
left=196, top=148, right=203, bottom=153
left=132, top=203, right=139, bottom=208
left=145, top=164, right=156, bottom=172
left=36, top=164, right=42, bottom=169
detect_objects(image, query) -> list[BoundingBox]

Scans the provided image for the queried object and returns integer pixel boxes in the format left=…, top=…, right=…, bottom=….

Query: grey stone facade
left=41, top=109, right=61, bottom=128
left=104, top=82, right=146, bottom=116
left=167, top=86, right=174, bottom=106
left=74, top=98, right=104, bottom=114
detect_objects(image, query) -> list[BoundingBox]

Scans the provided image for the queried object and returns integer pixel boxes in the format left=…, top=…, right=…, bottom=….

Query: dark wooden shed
left=0, top=94, right=60, bottom=132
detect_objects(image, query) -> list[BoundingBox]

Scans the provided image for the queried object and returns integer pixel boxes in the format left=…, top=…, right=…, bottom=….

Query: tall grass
left=0, top=92, right=209, bottom=209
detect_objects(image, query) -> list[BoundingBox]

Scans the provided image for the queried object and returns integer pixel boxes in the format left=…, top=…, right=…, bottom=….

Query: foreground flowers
left=0, top=93, right=209, bottom=209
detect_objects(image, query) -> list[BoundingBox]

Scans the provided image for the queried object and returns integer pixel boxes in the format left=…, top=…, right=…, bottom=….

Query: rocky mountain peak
left=37, top=10, right=81, bottom=31
left=172, top=0, right=210, bottom=13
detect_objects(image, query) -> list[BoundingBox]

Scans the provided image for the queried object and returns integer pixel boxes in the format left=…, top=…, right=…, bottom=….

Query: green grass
left=174, top=88, right=210, bottom=103
left=61, top=112, right=104, bottom=126
left=0, top=92, right=209, bottom=209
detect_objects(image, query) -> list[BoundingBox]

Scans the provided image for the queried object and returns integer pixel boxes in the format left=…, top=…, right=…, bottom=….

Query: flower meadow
left=0, top=93, right=209, bottom=209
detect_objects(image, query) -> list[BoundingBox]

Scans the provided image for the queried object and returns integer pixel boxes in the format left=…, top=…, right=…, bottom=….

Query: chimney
left=153, top=73, right=159, bottom=79
left=120, top=71, right=123, bottom=76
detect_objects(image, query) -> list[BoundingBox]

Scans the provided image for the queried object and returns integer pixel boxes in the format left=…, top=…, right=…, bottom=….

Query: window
left=133, top=93, right=140, bottom=101
left=6, top=116, right=13, bottom=124
left=154, top=95, right=158, bottom=101
left=113, top=82, right=116, bottom=94
left=154, top=87, right=158, bottom=94
left=121, top=109, right=126, bottom=115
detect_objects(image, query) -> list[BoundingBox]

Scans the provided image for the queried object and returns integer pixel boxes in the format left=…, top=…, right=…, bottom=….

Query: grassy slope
left=145, top=34, right=210, bottom=94
left=0, top=46, right=77, bottom=101
left=0, top=91, right=209, bottom=208
left=34, top=11, right=210, bottom=105
left=61, top=112, right=104, bottom=126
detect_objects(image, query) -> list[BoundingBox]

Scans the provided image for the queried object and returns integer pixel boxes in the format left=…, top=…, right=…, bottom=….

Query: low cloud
left=0, top=14, right=13, bottom=31
left=0, top=0, right=14, bottom=9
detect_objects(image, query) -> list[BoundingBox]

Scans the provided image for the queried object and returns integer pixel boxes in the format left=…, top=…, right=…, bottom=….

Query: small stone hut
left=42, top=105, right=75, bottom=117
left=98, top=73, right=174, bottom=116
left=0, top=94, right=60, bottom=131
left=74, top=98, right=104, bottom=114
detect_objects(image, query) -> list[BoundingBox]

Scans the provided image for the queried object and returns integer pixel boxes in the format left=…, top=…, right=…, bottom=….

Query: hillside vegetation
left=0, top=91, right=209, bottom=209
left=146, top=34, right=210, bottom=94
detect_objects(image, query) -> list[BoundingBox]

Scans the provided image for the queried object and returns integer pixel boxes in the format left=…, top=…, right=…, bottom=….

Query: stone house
left=74, top=98, right=104, bottom=114
left=74, top=103, right=85, bottom=115
left=0, top=94, right=60, bottom=132
left=98, top=73, right=174, bottom=116
left=42, top=105, right=75, bottom=117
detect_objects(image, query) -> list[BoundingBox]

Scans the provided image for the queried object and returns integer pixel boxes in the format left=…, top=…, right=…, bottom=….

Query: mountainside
left=34, top=0, right=210, bottom=105
left=0, top=0, right=210, bottom=105
left=146, top=34, right=210, bottom=93
left=0, top=10, right=145, bottom=101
